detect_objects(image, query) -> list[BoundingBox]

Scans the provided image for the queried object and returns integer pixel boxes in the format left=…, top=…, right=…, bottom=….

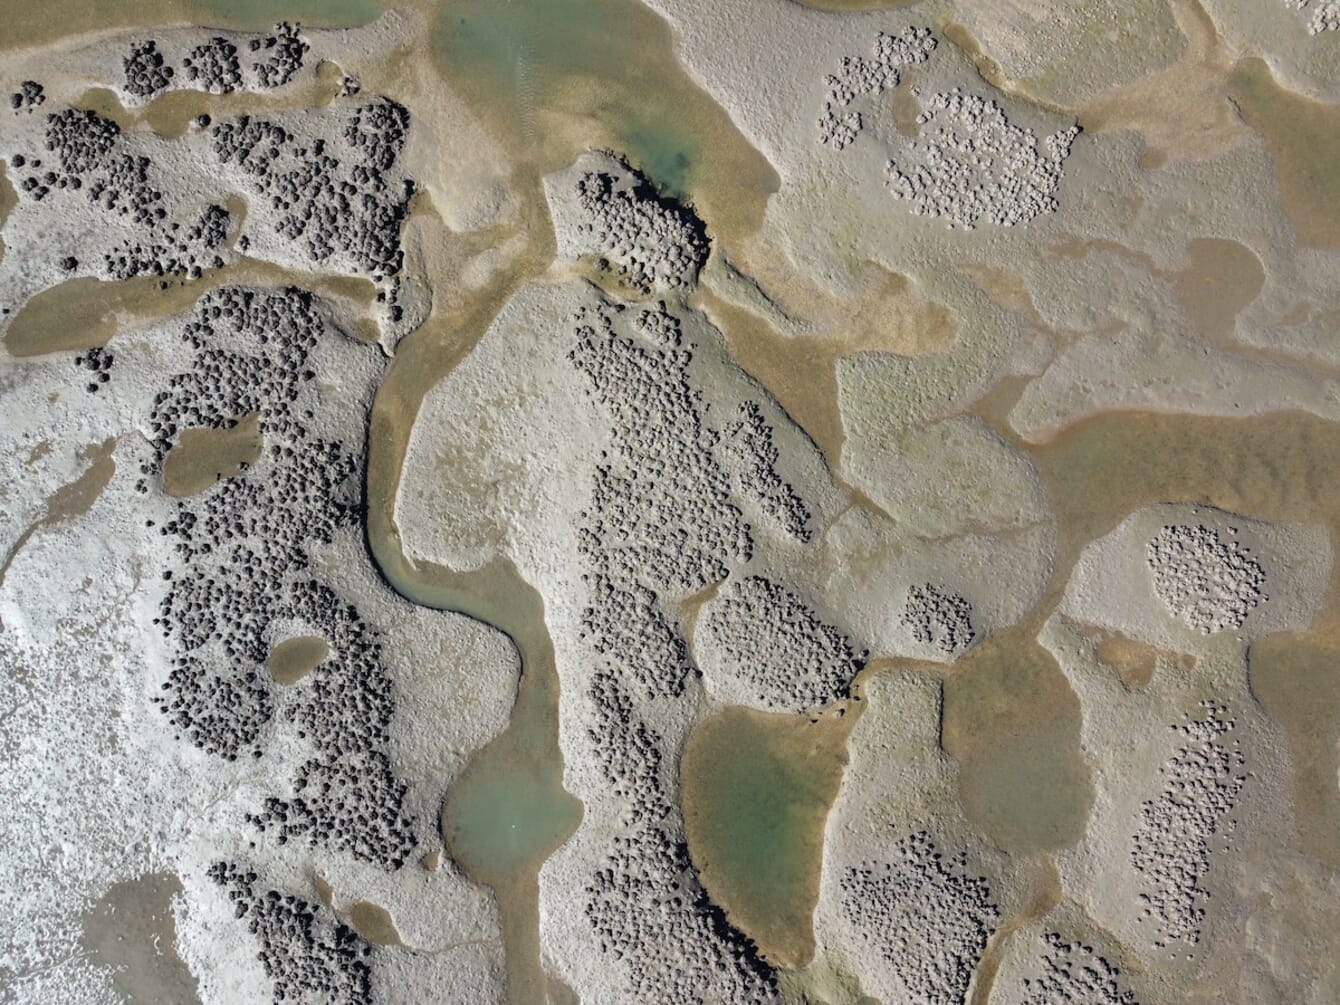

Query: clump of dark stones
left=10, top=80, right=45, bottom=112
left=573, top=162, right=710, bottom=292
left=701, top=575, right=864, bottom=710
left=211, top=98, right=412, bottom=277
left=123, top=39, right=175, bottom=99
left=44, top=108, right=120, bottom=174
left=250, top=22, right=309, bottom=89
left=1131, top=700, right=1246, bottom=951
left=74, top=345, right=114, bottom=393
left=841, top=830, right=1000, bottom=1004
left=901, top=582, right=975, bottom=657
left=208, top=862, right=373, bottom=1003
left=183, top=36, right=243, bottom=94
left=32, top=107, right=175, bottom=231
left=584, top=811, right=777, bottom=1004
left=565, top=297, right=779, bottom=1001
left=145, top=287, right=414, bottom=868
left=344, top=98, right=410, bottom=173
left=1021, top=932, right=1137, bottom=1005
left=103, top=202, right=230, bottom=280
left=581, top=669, right=776, bottom=1003
left=570, top=301, right=750, bottom=698
left=724, top=400, right=812, bottom=542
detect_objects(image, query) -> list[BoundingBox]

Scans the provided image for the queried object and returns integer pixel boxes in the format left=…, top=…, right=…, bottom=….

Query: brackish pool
left=681, top=704, right=850, bottom=969
left=432, top=0, right=777, bottom=237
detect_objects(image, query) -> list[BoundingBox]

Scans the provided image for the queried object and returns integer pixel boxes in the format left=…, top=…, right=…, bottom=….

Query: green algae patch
left=1229, top=58, right=1340, bottom=250
left=681, top=705, right=850, bottom=969
left=943, top=631, right=1093, bottom=854
left=442, top=734, right=583, bottom=888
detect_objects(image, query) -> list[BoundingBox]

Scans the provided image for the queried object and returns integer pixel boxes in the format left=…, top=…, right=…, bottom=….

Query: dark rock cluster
left=570, top=300, right=749, bottom=697
left=840, top=830, right=1000, bottom=1005
left=139, top=23, right=304, bottom=97
left=582, top=665, right=775, bottom=1003
left=570, top=302, right=750, bottom=592
left=701, top=575, right=864, bottom=710
left=567, top=298, right=778, bottom=1001
left=123, top=39, right=175, bottom=99
left=901, top=582, right=975, bottom=657
left=143, top=286, right=414, bottom=869
left=9, top=80, right=45, bottom=112
left=573, top=161, right=710, bottom=292
left=211, top=97, right=412, bottom=278
left=250, top=22, right=309, bottom=90
left=208, top=861, right=373, bottom=1002
left=1131, top=700, right=1246, bottom=952
left=19, top=102, right=230, bottom=276
left=45, top=106, right=120, bottom=174
left=585, top=809, right=777, bottom=1004
left=183, top=37, right=244, bottom=94
left=818, top=28, right=937, bottom=151
left=10, top=68, right=408, bottom=290
left=105, top=201, right=231, bottom=280
left=723, top=401, right=812, bottom=542
left=1020, top=932, right=1137, bottom=1005
left=73, top=345, right=114, bottom=394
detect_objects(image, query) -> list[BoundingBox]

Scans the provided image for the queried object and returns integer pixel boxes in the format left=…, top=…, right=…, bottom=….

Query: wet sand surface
left=1249, top=633, right=1340, bottom=869
left=5, top=258, right=378, bottom=358
left=348, top=900, right=406, bottom=948
left=695, top=263, right=958, bottom=470
left=266, top=634, right=330, bottom=685
left=313, top=873, right=408, bottom=947
left=79, top=872, right=201, bottom=1005
left=681, top=703, right=854, bottom=969
left=0, top=161, right=14, bottom=266
left=364, top=216, right=579, bottom=1001
left=941, top=629, right=1093, bottom=854
left=1076, top=0, right=1243, bottom=167
left=1230, top=57, right=1340, bottom=250
left=1019, top=410, right=1340, bottom=866
left=432, top=0, right=777, bottom=245
left=162, top=413, right=263, bottom=498
left=364, top=1, right=787, bottom=994
left=0, top=0, right=383, bottom=51
left=0, top=437, right=117, bottom=600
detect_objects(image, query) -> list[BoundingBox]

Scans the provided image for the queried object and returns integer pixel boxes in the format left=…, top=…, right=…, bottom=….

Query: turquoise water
left=443, top=748, right=583, bottom=884
left=432, top=0, right=743, bottom=203
left=620, top=117, right=696, bottom=200
left=682, top=707, right=848, bottom=967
